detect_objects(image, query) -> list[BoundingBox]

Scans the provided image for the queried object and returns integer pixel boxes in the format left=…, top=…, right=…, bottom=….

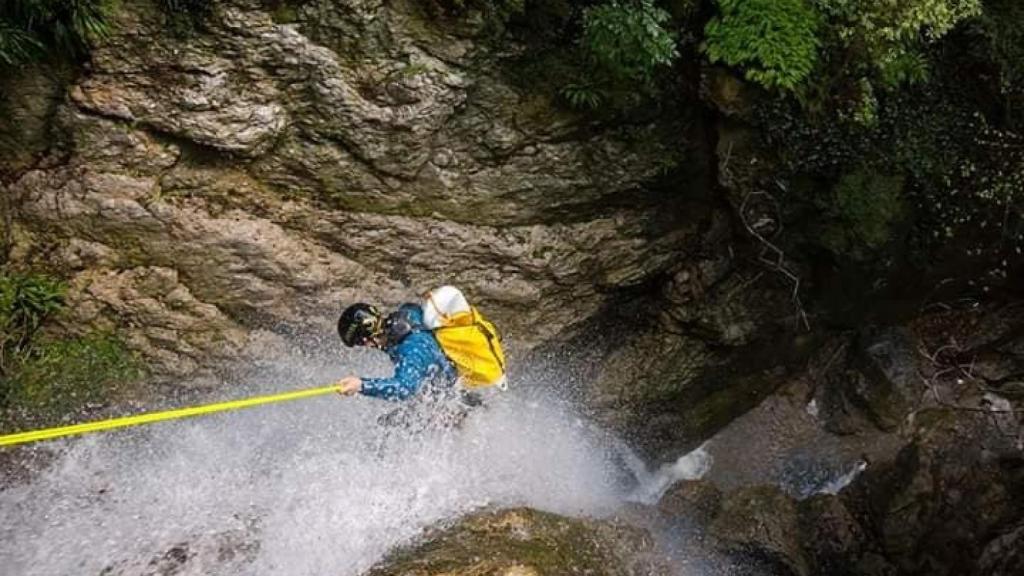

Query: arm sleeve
left=359, top=344, right=433, bottom=401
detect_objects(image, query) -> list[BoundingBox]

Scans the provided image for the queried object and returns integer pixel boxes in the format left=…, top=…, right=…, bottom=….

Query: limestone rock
left=4, top=0, right=700, bottom=370
left=656, top=479, right=722, bottom=525
left=709, top=485, right=808, bottom=576
left=364, top=508, right=670, bottom=576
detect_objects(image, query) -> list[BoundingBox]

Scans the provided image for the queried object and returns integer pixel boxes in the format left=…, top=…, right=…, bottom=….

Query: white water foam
left=0, top=347, right=633, bottom=576
left=626, top=444, right=713, bottom=504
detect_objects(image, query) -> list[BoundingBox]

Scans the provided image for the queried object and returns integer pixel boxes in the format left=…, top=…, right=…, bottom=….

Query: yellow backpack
left=424, top=291, right=507, bottom=389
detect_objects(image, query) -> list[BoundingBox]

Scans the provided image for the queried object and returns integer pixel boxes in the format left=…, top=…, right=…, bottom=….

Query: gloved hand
left=335, top=376, right=362, bottom=396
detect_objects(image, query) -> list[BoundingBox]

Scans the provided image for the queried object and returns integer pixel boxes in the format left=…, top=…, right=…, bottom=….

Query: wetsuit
left=359, top=304, right=459, bottom=400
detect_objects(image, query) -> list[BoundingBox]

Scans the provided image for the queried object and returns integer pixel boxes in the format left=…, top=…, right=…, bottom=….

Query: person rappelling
left=0, top=286, right=506, bottom=448
left=333, top=286, right=507, bottom=404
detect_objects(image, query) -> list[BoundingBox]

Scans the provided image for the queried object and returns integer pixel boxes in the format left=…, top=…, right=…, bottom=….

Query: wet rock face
left=642, top=304, right=1024, bottom=576
left=977, top=523, right=1024, bottom=576
left=709, top=486, right=808, bottom=576
left=841, top=403, right=1024, bottom=576
left=3, top=0, right=700, bottom=372
left=811, top=328, right=924, bottom=436
left=364, top=508, right=670, bottom=576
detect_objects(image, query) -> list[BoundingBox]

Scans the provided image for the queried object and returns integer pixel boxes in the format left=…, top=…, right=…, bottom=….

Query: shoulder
left=397, top=303, right=425, bottom=325
left=393, top=329, right=438, bottom=353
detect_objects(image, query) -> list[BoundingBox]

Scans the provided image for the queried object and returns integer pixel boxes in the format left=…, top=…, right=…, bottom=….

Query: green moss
left=683, top=383, right=759, bottom=437
left=369, top=508, right=649, bottom=575
left=1, top=332, right=144, bottom=428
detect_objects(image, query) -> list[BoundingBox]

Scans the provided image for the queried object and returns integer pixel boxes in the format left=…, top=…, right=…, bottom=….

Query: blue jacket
left=359, top=304, right=458, bottom=400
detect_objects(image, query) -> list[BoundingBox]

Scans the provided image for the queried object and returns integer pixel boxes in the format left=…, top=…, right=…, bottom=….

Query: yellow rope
left=0, top=384, right=342, bottom=448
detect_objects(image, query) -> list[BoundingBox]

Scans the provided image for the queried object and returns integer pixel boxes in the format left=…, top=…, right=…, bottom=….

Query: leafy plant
left=560, top=82, right=603, bottom=110
left=0, top=20, right=40, bottom=66
left=580, top=0, right=678, bottom=86
left=0, top=0, right=113, bottom=66
left=813, top=0, right=981, bottom=88
left=817, top=169, right=905, bottom=260
left=158, top=0, right=213, bottom=32
left=704, top=0, right=821, bottom=92
left=0, top=272, right=66, bottom=376
left=980, top=0, right=1024, bottom=128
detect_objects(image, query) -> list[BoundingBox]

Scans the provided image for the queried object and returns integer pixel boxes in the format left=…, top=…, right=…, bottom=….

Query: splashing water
left=626, top=444, right=713, bottom=504
left=0, top=346, right=636, bottom=576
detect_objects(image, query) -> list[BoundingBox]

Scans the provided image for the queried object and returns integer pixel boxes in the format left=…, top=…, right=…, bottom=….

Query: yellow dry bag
left=424, top=287, right=507, bottom=389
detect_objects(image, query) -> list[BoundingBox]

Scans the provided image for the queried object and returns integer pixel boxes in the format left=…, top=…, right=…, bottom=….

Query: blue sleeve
left=359, top=340, right=433, bottom=401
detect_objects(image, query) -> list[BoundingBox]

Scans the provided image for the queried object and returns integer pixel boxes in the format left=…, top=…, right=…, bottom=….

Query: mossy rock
left=365, top=508, right=669, bottom=576
left=709, top=486, right=808, bottom=576
left=1, top=332, right=145, bottom=432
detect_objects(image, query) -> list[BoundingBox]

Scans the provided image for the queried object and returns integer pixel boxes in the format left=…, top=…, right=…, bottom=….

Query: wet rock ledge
left=365, top=508, right=671, bottom=576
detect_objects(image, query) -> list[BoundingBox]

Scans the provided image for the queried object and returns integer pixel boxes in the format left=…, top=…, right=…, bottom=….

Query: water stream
left=0, top=338, right=877, bottom=575
left=0, top=345, right=669, bottom=576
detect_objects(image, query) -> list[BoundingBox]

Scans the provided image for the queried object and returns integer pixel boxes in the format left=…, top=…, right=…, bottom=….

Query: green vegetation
left=805, top=0, right=983, bottom=123
left=158, top=0, right=213, bottom=32
left=981, top=0, right=1024, bottom=129
left=580, top=0, right=678, bottom=86
left=0, top=0, right=219, bottom=65
left=0, top=0, right=113, bottom=66
left=817, top=170, right=905, bottom=260
left=267, top=1, right=299, bottom=25
left=704, top=0, right=820, bottom=92
left=814, top=0, right=981, bottom=86
left=555, top=0, right=678, bottom=110
left=0, top=271, right=142, bottom=427
left=4, top=332, right=142, bottom=420
left=0, top=272, right=66, bottom=376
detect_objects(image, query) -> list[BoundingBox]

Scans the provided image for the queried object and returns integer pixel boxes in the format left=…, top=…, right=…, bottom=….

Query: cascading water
left=0, top=344, right=665, bottom=576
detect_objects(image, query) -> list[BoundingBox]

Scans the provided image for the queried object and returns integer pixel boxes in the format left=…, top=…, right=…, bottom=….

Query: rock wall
left=1, top=0, right=706, bottom=375
left=649, top=303, right=1024, bottom=576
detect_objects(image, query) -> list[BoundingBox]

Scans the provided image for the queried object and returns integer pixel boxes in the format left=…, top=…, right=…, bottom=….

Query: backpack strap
left=385, top=305, right=424, bottom=345
left=424, top=291, right=453, bottom=324
left=473, top=309, right=506, bottom=374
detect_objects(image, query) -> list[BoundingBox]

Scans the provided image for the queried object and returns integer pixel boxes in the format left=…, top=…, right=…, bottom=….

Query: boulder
left=656, top=479, right=722, bottom=526
left=841, top=402, right=1024, bottom=576
left=364, top=508, right=670, bottom=576
left=708, top=486, right=808, bottom=576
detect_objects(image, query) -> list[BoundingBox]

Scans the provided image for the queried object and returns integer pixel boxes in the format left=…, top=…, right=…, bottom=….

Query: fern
left=0, top=272, right=66, bottom=377
left=580, top=0, right=679, bottom=86
left=704, top=0, right=821, bottom=92
left=0, top=20, right=41, bottom=65
left=561, top=83, right=604, bottom=110
left=0, top=0, right=113, bottom=66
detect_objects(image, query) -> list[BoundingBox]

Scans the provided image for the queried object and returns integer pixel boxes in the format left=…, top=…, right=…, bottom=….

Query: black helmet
left=338, top=303, right=383, bottom=347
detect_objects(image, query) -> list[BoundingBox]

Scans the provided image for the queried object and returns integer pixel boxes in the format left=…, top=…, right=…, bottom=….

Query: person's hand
left=335, top=376, right=362, bottom=396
